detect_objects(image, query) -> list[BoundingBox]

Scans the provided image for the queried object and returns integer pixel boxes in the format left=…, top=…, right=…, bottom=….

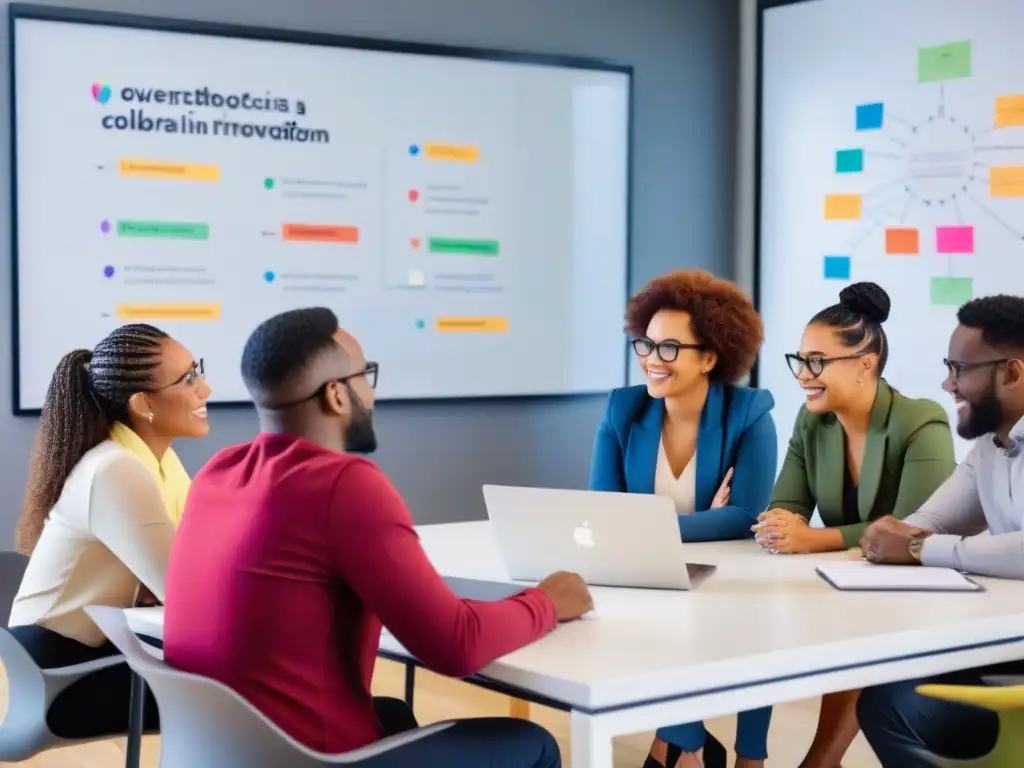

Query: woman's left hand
left=753, top=509, right=814, bottom=554
left=710, top=467, right=734, bottom=508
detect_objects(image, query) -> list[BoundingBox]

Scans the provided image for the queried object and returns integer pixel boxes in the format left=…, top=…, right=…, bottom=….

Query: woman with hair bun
left=754, top=281, right=956, bottom=767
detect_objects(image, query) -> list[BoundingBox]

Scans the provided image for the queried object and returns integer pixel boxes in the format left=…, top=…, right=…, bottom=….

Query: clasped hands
left=751, top=508, right=815, bottom=554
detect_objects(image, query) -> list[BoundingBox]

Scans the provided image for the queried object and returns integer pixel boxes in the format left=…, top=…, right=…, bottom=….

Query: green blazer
left=769, top=378, right=956, bottom=548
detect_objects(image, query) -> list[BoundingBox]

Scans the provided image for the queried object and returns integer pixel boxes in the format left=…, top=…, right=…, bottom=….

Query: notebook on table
left=816, top=562, right=984, bottom=592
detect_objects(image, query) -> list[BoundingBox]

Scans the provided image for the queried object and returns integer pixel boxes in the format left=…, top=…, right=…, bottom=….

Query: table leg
left=124, top=671, right=146, bottom=768
left=570, top=710, right=612, bottom=768
left=404, top=663, right=416, bottom=710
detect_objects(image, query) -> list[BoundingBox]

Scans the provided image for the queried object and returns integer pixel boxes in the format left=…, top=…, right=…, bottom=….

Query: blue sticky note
left=824, top=255, right=851, bottom=280
left=856, top=102, right=884, bottom=130
left=835, top=148, right=864, bottom=173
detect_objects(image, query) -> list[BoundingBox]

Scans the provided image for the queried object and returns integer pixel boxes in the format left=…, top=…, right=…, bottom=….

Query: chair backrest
left=85, top=606, right=343, bottom=768
left=0, top=551, right=29, bottom=625
left=0, top=626, right=46, bottom=716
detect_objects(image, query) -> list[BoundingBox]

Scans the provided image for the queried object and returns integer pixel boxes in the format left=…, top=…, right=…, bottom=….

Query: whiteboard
left=11, top=8, right=631, bottom=412
left=758, top=0, right=1024, bottom=461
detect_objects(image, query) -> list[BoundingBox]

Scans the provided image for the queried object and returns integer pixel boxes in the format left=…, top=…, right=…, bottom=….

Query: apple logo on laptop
left=573, top=522, right=596, bottom=548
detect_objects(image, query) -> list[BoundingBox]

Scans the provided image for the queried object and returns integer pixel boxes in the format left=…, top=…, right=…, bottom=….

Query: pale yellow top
left=9, top=428, right=190, bottom=646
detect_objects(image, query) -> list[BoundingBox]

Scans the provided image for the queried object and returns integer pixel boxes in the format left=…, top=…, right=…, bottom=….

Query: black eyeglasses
left=270, top=362, right=379, bottom=410
left=785, top=351, right=867, bottom=378
left=154, top=359, right=205, bottom=390
left=631, top=337, right=702, bottom=363
left=344, top=362, right=378, bottom=390
left=943, top=358, right=1009, bottom=381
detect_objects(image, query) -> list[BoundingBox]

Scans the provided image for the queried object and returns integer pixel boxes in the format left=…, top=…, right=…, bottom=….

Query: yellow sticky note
left=824, top=194, right=862, bottom=220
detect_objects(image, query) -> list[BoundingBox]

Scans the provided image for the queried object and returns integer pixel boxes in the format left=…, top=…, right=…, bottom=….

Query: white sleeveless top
left=654, top=436, right=697, bottom=515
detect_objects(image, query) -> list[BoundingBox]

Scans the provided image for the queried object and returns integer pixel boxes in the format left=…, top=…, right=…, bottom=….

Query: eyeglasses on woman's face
left=153, top=358, right=205, bottom=391
left=785, top=351, right=868, bottom=378
left=631, top=337, right=702, bottom=363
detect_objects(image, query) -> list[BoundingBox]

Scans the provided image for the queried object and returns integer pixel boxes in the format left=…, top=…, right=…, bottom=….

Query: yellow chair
left=915, top=682, right=1024, bottom=767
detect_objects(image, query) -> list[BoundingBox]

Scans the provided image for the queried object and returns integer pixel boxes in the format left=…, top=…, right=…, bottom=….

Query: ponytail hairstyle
left=16, top=324, right=169, bottom=554
left=808, top=281, right=891, bottom=375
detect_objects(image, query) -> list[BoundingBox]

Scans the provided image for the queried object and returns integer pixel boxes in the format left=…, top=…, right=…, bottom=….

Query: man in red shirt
left=164, top=307, right=592, bottom=766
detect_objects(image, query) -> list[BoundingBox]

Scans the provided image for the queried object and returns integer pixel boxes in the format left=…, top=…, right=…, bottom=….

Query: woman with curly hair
left=753, top=282, right=955, bottom=767
left=590, top=269, right=776, bottom=768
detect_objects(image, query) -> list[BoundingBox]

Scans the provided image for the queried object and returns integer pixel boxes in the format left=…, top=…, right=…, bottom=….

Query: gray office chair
left=0, top=552, right=128, bottom=761
left=85, top=606, right=453, bottom=768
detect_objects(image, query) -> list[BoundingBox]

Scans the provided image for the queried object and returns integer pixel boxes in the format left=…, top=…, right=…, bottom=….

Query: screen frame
left=8, top=2, right=634, bottom=415
left=750, top=0, right=816, bottom=388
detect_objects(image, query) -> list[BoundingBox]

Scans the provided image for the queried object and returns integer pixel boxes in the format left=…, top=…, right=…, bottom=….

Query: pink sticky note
left=936, top=225, right=974, bottom=254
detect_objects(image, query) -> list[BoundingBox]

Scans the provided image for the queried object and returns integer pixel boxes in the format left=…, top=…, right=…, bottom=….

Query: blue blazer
left=589, top=383, right=778, bottom=542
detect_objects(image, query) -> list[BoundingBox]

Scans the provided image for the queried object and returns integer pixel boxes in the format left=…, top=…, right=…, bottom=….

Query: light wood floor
left=0, top=659, right=880, bottom=766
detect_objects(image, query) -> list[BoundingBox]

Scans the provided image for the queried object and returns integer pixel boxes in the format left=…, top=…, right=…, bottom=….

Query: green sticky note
left=117, top=220, right=209, bottom=239
left=918, top=41, right=971, bottom=83
left=931, top=277, right=973, bottom=306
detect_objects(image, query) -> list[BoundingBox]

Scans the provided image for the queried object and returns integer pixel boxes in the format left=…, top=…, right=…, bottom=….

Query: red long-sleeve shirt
left=164, top=434, right=557, bottom=753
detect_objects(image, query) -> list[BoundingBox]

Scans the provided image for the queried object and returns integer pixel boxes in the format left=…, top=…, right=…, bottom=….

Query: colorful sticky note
left=856, top=103, right=884, bottom=131
left=990, top=166, right=1024, bottom=197
left=885, top=228, right=919, bottom=255
left=995, top=95, right=1024, bottom=128
left=824, top=255, right=851, bottom=280
left=918, top=40, right=971, bottom=83
left=835, top=149, right=864, bottom=173
left=824, top=194, right=862, bottom=220
left=931, top=276, right=973, bottom=306
left=936, top=225, right=974, bottom=254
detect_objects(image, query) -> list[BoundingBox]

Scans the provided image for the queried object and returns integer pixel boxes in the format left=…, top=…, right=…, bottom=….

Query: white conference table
left=127, top=521, right=1024, bottom=768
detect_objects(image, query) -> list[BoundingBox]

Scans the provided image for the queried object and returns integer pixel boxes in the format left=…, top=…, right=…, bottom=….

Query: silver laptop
left=482, top=485, right=716, bottom=590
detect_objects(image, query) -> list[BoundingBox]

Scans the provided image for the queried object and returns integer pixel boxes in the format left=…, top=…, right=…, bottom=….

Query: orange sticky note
left=995, top=95, right=1024, bottom=128
left=885, top=227, right=919, bottom=255
left=990, top=166, right=1024, bottom=197
left=824, top=194, right=862, bottom=220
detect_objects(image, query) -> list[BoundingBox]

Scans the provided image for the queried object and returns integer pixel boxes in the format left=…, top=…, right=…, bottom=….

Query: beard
left=957, top=387, right=1004, bottom=440
left=344, top=382, right=378, bottom=454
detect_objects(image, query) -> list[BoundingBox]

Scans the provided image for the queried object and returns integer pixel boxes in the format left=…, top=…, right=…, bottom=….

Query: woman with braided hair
left=7, top=323, right=211, bottom=741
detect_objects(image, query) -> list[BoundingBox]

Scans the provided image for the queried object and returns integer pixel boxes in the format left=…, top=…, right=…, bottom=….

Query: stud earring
left=147, top=413, right=154, bottom=424
left=857, top=378, right=864, bottom=387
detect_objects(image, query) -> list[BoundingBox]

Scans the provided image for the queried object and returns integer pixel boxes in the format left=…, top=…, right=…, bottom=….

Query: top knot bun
left=839, top=281, right=890, bottom=324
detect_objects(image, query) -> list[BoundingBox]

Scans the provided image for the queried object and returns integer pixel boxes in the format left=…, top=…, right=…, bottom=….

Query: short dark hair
left=241, top=307, right=339, bottom=396
left=809, top=281, right=891, bottom=375
left=17, top=323, right=169, bottom=554
left=625, top=269, right=763, bottom=384
left=957, top=295, right=1024, bottom=351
